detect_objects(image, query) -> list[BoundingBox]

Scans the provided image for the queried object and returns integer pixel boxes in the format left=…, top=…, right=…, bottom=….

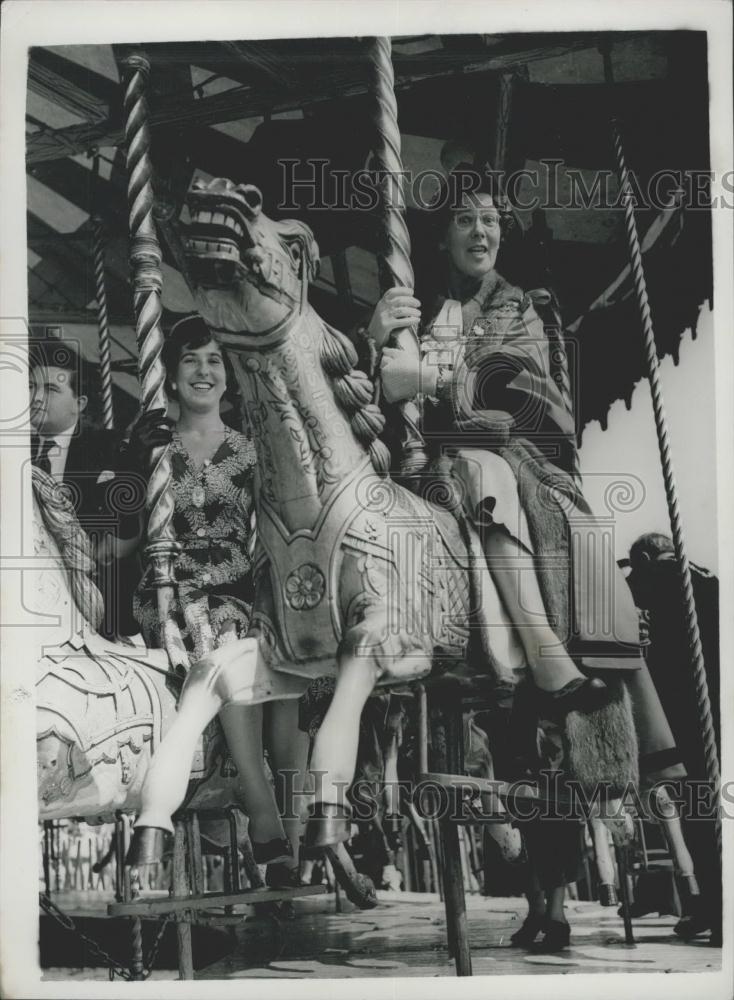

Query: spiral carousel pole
left=91, top=157, right=115, bottom=431
left=369, top=37, right=428, bottom=476
left=602, top=46, right=721, bottom=857
left=92, top=219, right=115, bottom=430
left=120, top=51, right=188, bottom=674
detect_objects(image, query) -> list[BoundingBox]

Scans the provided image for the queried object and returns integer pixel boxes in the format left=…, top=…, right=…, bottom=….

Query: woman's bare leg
left=589, top=817, right=617, bottom=887
left=266, top=699, right=311, bottom=867
left=218, top=703, right=285, bottom=844
left=308, top=654, right=381, bottom=807
left=483, top=529, right=589, bottom=693
left=545, top=885, right=568, bottom=924
left=213, top=621, right=287, bottom=845
left=136, top=668, right=223, bottom=833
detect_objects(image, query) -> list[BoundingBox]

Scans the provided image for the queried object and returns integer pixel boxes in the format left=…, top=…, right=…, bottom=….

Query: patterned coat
left=420, top=269, right=642, bottom=672
left=420, top=270, right=685, bottom=781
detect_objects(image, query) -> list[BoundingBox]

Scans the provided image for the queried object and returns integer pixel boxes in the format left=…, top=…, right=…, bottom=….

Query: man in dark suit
left=29, top=339, right=144, bottom=636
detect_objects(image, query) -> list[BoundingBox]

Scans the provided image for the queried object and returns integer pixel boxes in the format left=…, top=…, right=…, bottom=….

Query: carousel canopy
left=26, top=32, right=711, bottom=433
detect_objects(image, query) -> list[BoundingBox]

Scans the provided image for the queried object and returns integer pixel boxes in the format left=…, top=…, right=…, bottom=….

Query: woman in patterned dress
left=131, top=315, right=308, bottom=885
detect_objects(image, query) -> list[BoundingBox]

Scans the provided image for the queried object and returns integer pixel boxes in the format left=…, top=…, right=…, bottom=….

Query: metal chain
left=140, top=913, right=174, bottom=978
left=39, top=893, right=173, bottom=981
left=39, top=892, right=134, bottom=981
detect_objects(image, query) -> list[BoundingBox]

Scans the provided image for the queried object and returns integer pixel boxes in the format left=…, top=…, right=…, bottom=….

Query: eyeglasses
left=451, top=211, right=500, bottom=231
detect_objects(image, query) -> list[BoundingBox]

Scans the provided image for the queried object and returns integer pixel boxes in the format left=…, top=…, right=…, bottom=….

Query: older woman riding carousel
left=368, top=173, right=640, bottom=712
left=364, top=171, right=677, bottom=949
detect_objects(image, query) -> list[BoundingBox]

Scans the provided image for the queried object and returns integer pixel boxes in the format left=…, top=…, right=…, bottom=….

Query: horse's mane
left=318, top=323, right=391, bottom=474
left=273, top=216, right=390, bottom=472
left=32, top=467, right=105, bottom=630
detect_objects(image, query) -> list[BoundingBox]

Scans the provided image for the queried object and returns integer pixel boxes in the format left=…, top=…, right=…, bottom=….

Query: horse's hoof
left=126, top=826, right=167, bottom=865
left=325, top=844, right=378, bottom=910
left=304, top=802, right=352, bottom=848
left=598, top=883, right=618, bottom=907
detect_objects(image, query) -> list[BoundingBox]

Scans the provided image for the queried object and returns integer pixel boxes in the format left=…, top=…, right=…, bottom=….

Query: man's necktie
left=33, top=437, right=55, bottom=475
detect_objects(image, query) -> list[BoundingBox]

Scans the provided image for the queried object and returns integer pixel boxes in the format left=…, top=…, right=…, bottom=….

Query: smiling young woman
left=127, top=314, right=309, bottom=886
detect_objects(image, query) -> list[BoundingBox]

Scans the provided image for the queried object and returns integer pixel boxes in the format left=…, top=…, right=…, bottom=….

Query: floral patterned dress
left=133, top=427, right=257, bottom=661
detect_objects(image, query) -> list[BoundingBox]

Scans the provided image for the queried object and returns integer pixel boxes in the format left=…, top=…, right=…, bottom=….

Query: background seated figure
left=29, top=338, right=140, bottom=638
left=624, top=532, right=721, bottom=945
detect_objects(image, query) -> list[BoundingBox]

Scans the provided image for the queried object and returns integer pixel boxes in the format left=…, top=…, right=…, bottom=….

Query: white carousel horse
left=32, top=467, right=264, bottom=849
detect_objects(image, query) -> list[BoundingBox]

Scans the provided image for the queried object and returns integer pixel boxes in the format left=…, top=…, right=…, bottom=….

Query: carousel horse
left=33, top=465, right=252, bottom=829
left=34, top=458, right=377, bottom=906
left=126, top=177, right=551, bottom=858
left=126, top=178, right=700, bottom=919
left=33, top=463, right=377, bottom=899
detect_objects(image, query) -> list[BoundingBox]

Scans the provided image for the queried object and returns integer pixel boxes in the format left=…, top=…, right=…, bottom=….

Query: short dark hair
left=29, top=338, right=86, bottom=399
left=163, top=314, right=237, bottom=402
left=629, top=532, right=674, bottom=569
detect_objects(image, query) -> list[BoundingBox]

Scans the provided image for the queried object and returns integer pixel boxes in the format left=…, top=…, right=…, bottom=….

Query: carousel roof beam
left=219, top=40, right=298, bottom=89
left=29, top=47, right=119, bottom=106
left=395, top=33, right=601, bottom=74
left=27, top=40, right=603, bottom=164
left=28, top=158, right=125, bottom=224
left=28, top=56, right=109, bottom=124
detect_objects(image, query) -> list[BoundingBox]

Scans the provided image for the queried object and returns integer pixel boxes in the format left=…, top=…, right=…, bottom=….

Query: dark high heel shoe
left=530, top=919, right=571, bottom=952
left=537, top=676, right=607, bottom=717
left=252, top=837, right=293, bottom=865
left=510, top=914, right=547, bottom=947
left=265, top=862, right=304, bottom=890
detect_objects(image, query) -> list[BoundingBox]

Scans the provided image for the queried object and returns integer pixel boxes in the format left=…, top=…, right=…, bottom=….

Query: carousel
left=27, top=31, right=720, bottom=980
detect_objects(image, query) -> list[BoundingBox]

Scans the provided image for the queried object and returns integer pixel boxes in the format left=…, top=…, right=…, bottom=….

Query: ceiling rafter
left=28, top=58, right=108, bottom=123
left=27, top=37, right=599, bottom=164
left=29, top=47, right=119, bottom=104
left=219, top=40, right=298, bottom=90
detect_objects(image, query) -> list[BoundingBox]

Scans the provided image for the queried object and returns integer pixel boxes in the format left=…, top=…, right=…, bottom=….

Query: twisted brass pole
left=603, top=50, right=720, bottom=857
left=92, top=213, right=115, bottom=430
left=369, top=37, right=427, bottom=476
left=121, top=51, right=187, bottom=671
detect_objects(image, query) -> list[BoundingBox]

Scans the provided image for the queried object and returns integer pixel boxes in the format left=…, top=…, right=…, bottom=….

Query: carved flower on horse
left=285, top=563, right=326, bottom=610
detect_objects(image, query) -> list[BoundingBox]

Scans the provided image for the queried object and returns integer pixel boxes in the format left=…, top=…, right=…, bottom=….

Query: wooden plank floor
left=40, top=890, right=722, bottom=981
left=198, top=892, right=722, bottom=980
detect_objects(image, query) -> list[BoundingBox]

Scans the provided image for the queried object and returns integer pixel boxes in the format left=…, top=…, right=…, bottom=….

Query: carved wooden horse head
left=186, top=177, right=318, bottom=340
